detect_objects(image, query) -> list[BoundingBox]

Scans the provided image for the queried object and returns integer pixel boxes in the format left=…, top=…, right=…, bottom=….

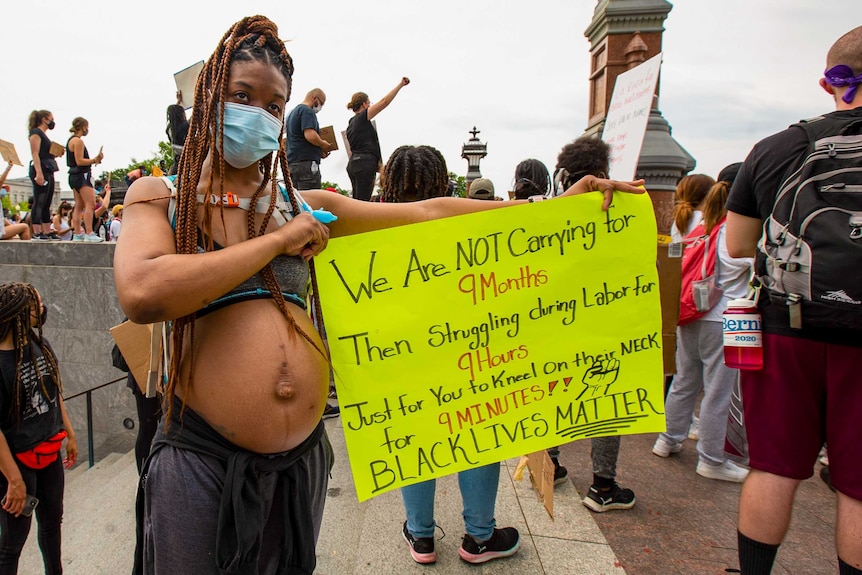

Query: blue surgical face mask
left=221, top=102, right=283, bottom=169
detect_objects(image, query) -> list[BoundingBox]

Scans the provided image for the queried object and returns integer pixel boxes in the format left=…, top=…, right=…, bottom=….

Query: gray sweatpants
left=659, top=320, right=738, bottom=465
left=142, top=430, right=333, bottom=575
left=547, top=436, right=621, bottom=480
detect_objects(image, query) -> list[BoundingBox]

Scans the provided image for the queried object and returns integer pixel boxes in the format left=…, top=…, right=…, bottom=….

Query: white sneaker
left=688, top=415, right=700, bottom=441
left=652, top=437, right=682, bottom=458
left=72, top=233, right=85, bottom=242
left=696, top=460, right=749, bottom=483
left=84, top=233, right=104, bottom=243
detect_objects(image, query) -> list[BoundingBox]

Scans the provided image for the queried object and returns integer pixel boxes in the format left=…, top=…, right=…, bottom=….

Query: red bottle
left=722, top=298, right=763, bottom=370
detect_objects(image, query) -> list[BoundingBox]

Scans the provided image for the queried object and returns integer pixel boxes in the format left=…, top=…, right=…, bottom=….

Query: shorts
left=69, top=170, right=92, bottom=191
left=740, top=332, right=862, bottom=499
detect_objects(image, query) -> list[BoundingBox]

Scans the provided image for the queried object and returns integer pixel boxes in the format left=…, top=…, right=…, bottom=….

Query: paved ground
left=556, top=432, right=838, bottom=574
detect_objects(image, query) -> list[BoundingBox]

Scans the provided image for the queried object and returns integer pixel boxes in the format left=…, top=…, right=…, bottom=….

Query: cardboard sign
left=174, top=61, right=205, bottom=109
left=603, top=52, right=662, bottom=181
left=316, top=192, right=665, bottom=501
left=0, top=139, right=22, bottom=166
left=109, top=320, right=164, bottom=397
left=49, top=142, right=65, bottom=158
left=319, top=126, right=338, bottom=151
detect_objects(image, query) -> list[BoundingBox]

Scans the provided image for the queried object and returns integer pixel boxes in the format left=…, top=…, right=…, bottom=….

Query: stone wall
left=0, top=241, right=136, bottom=463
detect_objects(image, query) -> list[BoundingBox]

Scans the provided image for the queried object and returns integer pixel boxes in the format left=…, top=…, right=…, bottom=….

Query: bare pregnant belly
left=175, top=299, right=329, bottom=453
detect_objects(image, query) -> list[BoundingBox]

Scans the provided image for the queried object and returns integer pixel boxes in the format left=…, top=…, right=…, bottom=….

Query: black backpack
left=757, top=114, right=862, bottom=330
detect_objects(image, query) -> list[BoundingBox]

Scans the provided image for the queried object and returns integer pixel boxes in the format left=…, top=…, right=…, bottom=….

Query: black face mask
left=39, top=305, right=48, bottom=327
left=46, top=121, right=55, bottom=130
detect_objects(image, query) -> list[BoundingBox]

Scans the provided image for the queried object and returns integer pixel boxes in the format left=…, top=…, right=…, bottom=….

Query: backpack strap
left=164, top=177, right=299, bottom=231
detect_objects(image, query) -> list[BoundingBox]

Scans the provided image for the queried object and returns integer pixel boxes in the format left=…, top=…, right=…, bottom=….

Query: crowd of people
left=1, top=13, right=859, bottom=575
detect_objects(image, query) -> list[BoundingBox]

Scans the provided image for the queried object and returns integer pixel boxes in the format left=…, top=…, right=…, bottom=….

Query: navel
left=275, top=362, right=295, bottom=400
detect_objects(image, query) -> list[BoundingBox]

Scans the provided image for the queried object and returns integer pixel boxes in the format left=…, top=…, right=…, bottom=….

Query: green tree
left=105, top=141, right=174, bottom=182
left=320, top=181, right=350, bottom=197
left=448, top=172, right=467, bottom=198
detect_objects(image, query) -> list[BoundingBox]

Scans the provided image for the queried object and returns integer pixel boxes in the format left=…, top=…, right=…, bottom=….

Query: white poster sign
left=603, top=52, right=663, bottom=181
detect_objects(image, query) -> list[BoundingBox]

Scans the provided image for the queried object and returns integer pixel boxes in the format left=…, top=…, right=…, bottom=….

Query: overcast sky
left=2, top=1, right=859, bottom=198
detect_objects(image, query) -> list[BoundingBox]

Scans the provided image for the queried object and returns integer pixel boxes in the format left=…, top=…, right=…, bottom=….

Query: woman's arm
left=58, top=397, right=77, bottom=469
left=115, top=177, right=331, bottom=324
left=70, top=137, right=102, bottom=167
left=367, top=77, right=410, bottom=121
left=29, top=134, right=44, bottom=185
left=0, top=431, right=26, bottom=517
left=0, top=161, right=12, bottom=188
left=305, top=176, right=644, bottom=238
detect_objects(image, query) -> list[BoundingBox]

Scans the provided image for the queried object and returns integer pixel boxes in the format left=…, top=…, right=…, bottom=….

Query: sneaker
left=84, top=233, right=104, bottom=243
left=31, top=234, right=49, bottom=241
left=583, top=483, right=636, bottom=513
left=688, top=414, right=700, bottom=441
left=322, top=403, right=339, bottom=420
left=652, top=437, right=682, bottom=458
left=551, top=457, right=568, bottom=486
left=45, top=232, right=62, bottom=241
left=402, top=521, right=436, bottom=564
left=72, top=233, right=86, bottom=241
left=459, top=527, right=519, bottom=564
left=696, top=459, right=749, bottom=483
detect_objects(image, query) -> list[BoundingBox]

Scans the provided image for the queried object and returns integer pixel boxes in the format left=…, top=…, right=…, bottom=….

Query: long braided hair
left=380, top=145, right=449, bottom=203
left=167, top=16, right=325, bottom=422
left=0, top=283, right=62, bottom=421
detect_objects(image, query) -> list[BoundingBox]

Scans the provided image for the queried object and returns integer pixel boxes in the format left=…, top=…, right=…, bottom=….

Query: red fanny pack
left=16, top=430, right=67, bottom=469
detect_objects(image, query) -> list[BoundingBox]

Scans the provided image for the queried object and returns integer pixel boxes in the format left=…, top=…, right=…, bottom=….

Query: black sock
left=737, top=530, right=779, bottom=575
left=840, top=557, right=862, bottom=575
left=592, top=474, right=614, bottom=491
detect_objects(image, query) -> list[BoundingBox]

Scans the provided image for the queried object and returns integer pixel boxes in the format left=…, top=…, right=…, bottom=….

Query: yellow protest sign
left=316, top=192, right=665, bottom=501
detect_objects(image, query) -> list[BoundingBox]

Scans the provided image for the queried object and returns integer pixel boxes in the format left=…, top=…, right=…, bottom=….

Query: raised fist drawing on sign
left=576, top=357, right=621, bottom=400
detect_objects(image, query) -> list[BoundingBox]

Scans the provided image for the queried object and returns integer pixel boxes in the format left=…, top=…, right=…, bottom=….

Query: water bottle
left=722, top=298, right=763, bottom=370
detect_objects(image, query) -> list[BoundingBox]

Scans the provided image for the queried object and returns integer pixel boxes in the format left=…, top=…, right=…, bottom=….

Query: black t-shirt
left=29, top=128, right=56, bottom=172
left=727, top=107, right=862, bottom=346
left=286, top=104, right=321, bottom=163
left=346, top=109, right=381, bottom=162
left=0, top=339, right=63, bottom=453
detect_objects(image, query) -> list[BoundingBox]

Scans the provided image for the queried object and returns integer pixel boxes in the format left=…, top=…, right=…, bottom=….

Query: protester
left=109, top=205, right=123, bottom=241
left=466, top=177, right=497, bottom=201
left=286, top=88, right=332, bottom=190
left=548, top=136, right=637, bottom=512
left=113, top=15, right=642, bottom=573
left=726, top=26, right=862, bottom=574
left=379, top=145, right=521, bottom=564
left=27, top=110, right=60, bottom=241
left=51, top=201, right=72, bottom=241
left=166, top=91, right=189, bottom=176
left=1, top=212, right=31, bottom=241
left=0, top=282, right=78, bottom=573
left=653, top=169, right=752, bottom=483
left=345, top=77, right=410, bottom=201
left=0, top=167, right=31, bottom=240
left=67, top=117, right=105, bottom=242
left=511, top=158, right=552, bottom=200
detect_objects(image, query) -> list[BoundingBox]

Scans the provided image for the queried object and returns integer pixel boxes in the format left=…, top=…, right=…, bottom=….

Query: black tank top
left=66, top=136, right=90, bottom=174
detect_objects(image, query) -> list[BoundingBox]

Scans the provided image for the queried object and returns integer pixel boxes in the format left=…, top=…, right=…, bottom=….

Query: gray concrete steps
left=19, top=451, right=137, bottom=575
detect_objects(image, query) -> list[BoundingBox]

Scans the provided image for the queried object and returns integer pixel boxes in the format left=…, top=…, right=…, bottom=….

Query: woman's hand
left=277, top=212, right=330, bottom=261
left=35, top=172, right=45, bottom=187
left=2, top=476, right=26, bottom=517
left=561, top=175, right=646, bottom=211
left=401, top=77, right=410, bottom=86
left=63, top=434, right=78, bottom=469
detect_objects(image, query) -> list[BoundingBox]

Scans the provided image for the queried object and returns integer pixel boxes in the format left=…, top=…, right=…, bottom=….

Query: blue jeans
left=401, top=463, right=499, bottom=541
